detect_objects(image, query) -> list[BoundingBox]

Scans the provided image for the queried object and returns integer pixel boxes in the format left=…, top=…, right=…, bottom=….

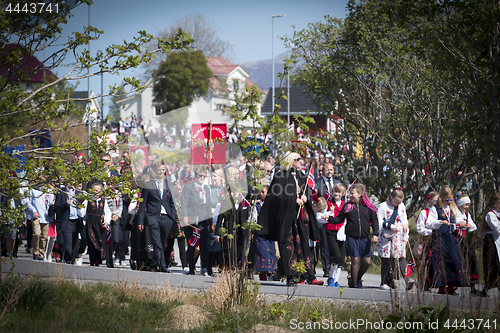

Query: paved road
left=3, top=244, right=499, bottom=311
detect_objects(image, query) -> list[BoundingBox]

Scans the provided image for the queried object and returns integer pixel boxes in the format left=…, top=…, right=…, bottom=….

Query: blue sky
left=56, top=0, right=349, bottom=115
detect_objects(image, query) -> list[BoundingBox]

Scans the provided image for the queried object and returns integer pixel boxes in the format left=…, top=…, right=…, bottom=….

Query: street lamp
left=286, top=43, right=294, bottom=129
left=87, top=3, right=91, bottom=157
left=272, top=14, right=285, bottom=117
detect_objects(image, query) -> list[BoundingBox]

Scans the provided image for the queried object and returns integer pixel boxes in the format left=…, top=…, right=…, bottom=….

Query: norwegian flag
left=324, top=187, right=330, bottom=201
left=307, top=166, right=316, bottom=190
left=300, top=164, right=307, bottom=173
left=346, top=179, right=357, bottom=196
left=311, top=189, right=319, bottom=203
left=189, top=227, right=201, bottom=247
left=187, top=170, right=195, bottom=182
left=404, top=259, right=416, bottom=278
left=237, top=193, right=250, bottom=208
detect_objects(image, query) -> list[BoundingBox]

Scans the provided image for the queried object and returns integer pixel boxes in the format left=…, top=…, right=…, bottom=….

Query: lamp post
left=271, top=14, right=285, bottom=117
left=87, top=3, right=91, bottom=157
left=287, top=43, right=294, bottom=129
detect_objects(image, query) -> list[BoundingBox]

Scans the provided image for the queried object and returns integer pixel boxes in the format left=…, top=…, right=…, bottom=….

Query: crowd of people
left=115, top=115, right=190, bottom=150
left=2, top=148, right=500, bottom=298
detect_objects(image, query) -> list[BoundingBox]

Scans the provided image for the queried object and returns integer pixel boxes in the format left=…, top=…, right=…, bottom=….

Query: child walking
left=81, top=182, right=112, bottom=267
left=325, top=184, right=378, bottom=289
left=373, top=188, right=413, bottom=290
left=324, top=183, right=347, bottom=287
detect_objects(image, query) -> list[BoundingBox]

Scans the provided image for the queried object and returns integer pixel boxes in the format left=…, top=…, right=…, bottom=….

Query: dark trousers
left=57, top=219, right=78, bottom=262
left=74, top=217, right=87, bottom=257
left=199, top=220, right=212, bottom=274
left=318, top=226, right=331, bottom=274
left=165, top=235, right=187, bottom=268
left=26, top=219, right=33, bottom=249
left=325, top=229, right=345, bottom=266
left=184, top=226, right=197, bottom=274
left=149, top=215, right=173, bottom=270
left=111, top=219, right=126, bottom=261
left=381, top=257, right=408, bottom=286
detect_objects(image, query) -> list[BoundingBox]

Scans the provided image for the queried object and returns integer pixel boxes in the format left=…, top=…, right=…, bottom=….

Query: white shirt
left=377, top=201, right=408, bottom=232
left=80, top=198, right=112, bottom=224
left=416, top=207, right=432, bottom=236
left=426, top=206, right=464, bottom=230
left=460, top=211, right=477, bottom=233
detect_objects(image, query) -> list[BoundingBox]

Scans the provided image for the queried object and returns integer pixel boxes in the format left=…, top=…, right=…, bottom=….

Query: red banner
left=190, top=123, right=227, bottom=165
left=129, top=145, right=150, bottom=166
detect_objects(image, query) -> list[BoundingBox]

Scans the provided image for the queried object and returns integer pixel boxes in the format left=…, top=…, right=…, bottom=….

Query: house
left=75, top=91, right=102, bottom=126
left=116, top=56, right=263, bottom=130
left=260, top=86, right=342, bottom=135
left=1, top=44, right=100, bottom=126
left=0, top=44, right=58, bottom=91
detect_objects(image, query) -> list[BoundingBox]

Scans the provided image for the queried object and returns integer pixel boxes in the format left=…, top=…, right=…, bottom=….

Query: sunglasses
left=100, top=159, right=111, bottom=162
left=266, top=170, right=273, bottom=174
left=445, top=198, right=454, bottom=202
left=294, top=158, right=302, bottom=161
left=197, top=174, right=207, bottom=179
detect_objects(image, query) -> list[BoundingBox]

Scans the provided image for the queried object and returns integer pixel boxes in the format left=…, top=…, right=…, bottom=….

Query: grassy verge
left=1, top=273, right=499, bottom=333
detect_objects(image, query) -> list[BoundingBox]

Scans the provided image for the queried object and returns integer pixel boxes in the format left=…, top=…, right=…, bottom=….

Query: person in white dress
left=374, top=188, right=413, bottom=290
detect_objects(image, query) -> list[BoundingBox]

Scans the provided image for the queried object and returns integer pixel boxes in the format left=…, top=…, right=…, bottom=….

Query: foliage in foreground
left=0, top=275, right=499, bottom=333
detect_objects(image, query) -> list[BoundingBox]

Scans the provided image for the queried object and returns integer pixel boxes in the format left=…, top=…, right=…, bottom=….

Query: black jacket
left=180, top=181, right=213, bottom=223
left=328, top=203, right=379, bottom=240
left=137, top=178, right=177, bottom=226
left=315, top=176, right=341, bottom=200
left=257, top=168, right=320, bottom=243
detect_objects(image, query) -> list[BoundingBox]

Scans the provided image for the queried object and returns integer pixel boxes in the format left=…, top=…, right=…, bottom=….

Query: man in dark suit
left=315, top=162, right=341, bottom=277
left=181, top=166, right=213, bottom=275
left=54, top=185, right=80, bottom=263
left=137, top=161, right=177, bottom=272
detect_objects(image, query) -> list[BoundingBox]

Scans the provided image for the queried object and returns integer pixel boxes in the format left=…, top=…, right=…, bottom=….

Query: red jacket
left=326, top=200, right=345, bottom=231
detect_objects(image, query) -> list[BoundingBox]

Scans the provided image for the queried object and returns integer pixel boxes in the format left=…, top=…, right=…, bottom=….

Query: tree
left=108, top=84, right=126, bottom=122
left=152, top=50, right=212, bottom=127
left=284, top=0, right=497, bottom=218
left=0, top=0, right=193, bottom=274
left=142, top=13, right=234, bottom=76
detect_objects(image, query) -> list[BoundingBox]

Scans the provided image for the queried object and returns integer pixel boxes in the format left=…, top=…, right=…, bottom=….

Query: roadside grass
left=1, top=273, right=499, bottom=333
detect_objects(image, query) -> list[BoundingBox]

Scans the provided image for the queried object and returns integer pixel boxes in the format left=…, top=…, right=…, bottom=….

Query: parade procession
left=1, top=0, right=500, bottom=331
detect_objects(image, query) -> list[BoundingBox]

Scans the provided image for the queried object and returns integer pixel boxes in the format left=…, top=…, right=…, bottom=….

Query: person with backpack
left=373, top=188, right=413, bottom=290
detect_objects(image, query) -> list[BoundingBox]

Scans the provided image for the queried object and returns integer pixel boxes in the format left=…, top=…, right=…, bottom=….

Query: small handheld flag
left=307, top=166, right=315, bottom=190
left=404, top=259, right=416, bottom=278
left=311, top=189, right=319, bottom=203
left=189, top=227, right=201, bottom=247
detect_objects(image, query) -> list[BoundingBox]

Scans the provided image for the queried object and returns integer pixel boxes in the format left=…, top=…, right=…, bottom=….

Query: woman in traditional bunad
left=81, top=182, right=111, bottom=266
left=426, top=186, right=467, bottom=295
left=258, top=152, right=322, bottom=286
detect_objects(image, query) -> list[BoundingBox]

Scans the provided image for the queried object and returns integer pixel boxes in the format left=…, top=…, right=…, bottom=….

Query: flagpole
left=297, top=161, right=313, bottom=219
left=208, top=120, right=213, bottom=185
